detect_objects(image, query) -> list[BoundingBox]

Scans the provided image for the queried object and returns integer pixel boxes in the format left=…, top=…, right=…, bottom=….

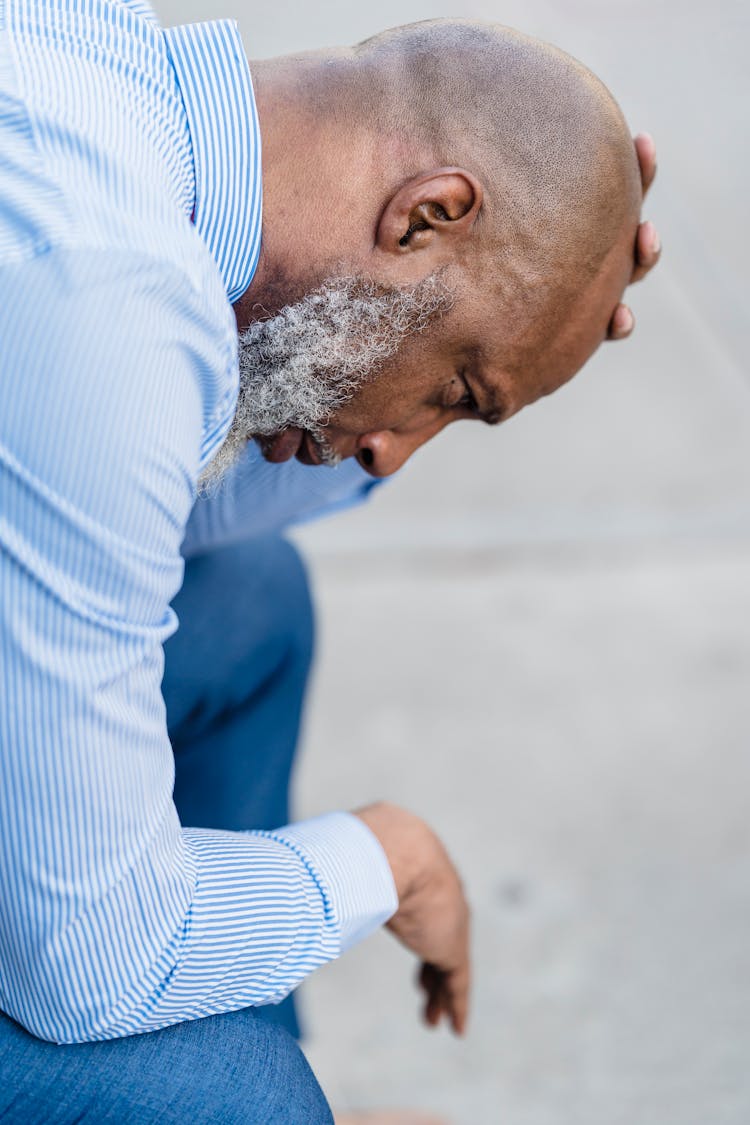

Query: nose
left=356, top=416, right=452, bottom=477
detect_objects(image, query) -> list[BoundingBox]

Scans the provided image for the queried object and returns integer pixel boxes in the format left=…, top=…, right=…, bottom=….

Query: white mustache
left=199, top=272, right=452, bottom=491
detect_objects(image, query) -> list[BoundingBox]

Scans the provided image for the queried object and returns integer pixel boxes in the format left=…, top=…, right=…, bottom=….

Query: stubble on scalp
left=351, top=20, right=641, bottom=322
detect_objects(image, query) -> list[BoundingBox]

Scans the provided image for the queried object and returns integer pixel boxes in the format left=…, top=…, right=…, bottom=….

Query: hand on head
left=607, top=132, right=661, bottom=341
left=228, top=21, right=661, bottom=487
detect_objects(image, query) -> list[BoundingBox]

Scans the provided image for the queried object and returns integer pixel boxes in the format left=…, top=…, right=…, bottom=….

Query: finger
left=631, top=219, right=661, bottom=283
left=424, top=991, right=443, bottom=1028
left=419, top=964, right=441, bottom=1026
left=634, top=132, right=657, bottom=196
left=444, top=967, right=470, bottom=1036
left=418, top=962, right=439, bottom=993
left=448, top=985, right=469, bottom=1036
left=422, top=981, right=445, bottom=1028
left=607, top=303, right=635, bottom=341
left=419, top=957, right=470, bottom=1032
left=420, top=964, right=453, bottom=1029
left=424, top=962, right=469, bottom=1036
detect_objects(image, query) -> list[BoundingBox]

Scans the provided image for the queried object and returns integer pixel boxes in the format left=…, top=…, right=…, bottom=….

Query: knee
left=161, top=1013, right=333, bottom=1124
left=91, top=1012, right=332, bottom=1124
left=207, top=535, right=314, bottom=670
left=247, top=1017, right=333, bottom=1124
left=168, top=536, right=315, bottom=703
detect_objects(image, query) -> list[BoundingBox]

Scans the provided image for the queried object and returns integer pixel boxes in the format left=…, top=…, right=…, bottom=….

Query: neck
left=235, top=51, right=425, bottom=327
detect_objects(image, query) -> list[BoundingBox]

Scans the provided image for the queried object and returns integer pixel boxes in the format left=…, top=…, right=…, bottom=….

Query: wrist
left=352, top=801, right=430, bottom=906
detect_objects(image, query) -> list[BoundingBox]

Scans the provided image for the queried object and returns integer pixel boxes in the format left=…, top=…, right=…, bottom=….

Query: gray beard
left=198, top=272, right=452, bottom=490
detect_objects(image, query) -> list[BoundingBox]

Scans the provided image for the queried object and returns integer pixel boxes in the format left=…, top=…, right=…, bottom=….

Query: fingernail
left=643, top=220, right=660, bottom=255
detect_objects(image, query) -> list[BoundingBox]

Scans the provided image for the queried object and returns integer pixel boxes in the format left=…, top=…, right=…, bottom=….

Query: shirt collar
left=163, top=20, right=263, bottom=304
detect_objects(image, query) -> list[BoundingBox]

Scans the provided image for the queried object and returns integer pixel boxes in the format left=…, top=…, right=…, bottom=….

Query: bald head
left=237, top=21, right=644, bottom=480
left=330, top=20, right=640, bottom=316
left=249, top=20, right=640, bottom=318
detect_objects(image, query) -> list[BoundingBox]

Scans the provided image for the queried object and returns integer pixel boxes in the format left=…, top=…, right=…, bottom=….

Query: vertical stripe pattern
left=0, top=0, right=397, bottom=1045
left=164, top=21, right=263, bottom=305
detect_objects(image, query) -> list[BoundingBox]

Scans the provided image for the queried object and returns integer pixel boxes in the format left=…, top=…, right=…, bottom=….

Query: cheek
left=327, top=369, right=414, bottom=434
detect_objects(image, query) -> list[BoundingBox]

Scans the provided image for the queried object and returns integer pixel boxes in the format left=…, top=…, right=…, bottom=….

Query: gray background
left=156, top=2, right=750, bottom=1121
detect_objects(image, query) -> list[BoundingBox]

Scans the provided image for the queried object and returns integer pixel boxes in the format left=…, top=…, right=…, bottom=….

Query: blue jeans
left=0, top=1007, right=331, bottom=1123
left=0, top=537, right=331, bottom=1123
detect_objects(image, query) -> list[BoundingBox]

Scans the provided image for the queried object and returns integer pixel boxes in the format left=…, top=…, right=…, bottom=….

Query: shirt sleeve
left=182, top=442, right=387, bottom=558
left=0, top=246, right=397, bottom=1045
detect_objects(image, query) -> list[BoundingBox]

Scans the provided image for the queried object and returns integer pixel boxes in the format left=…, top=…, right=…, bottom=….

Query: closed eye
left=457, top=377, right=480, bottom=415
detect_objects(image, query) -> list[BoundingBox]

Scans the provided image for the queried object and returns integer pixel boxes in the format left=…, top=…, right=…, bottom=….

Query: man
left=0, top=1, right=659, bottom=1120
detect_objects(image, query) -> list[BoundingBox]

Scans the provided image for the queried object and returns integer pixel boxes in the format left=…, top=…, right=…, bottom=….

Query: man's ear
left=376, top=168, right=483, bottom=256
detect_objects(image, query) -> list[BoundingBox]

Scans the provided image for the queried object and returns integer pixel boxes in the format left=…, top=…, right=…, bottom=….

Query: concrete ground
left=155, top=1, right=750, bottom=1120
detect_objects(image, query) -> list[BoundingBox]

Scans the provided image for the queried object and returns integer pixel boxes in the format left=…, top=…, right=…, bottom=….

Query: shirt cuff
left=270, top=811, right=399, bottom=952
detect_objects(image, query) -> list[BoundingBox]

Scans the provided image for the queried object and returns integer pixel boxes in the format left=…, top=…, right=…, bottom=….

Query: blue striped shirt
left=0, top=0, right=397, bottom=1044
left=183, top=442, right=386, bottom=558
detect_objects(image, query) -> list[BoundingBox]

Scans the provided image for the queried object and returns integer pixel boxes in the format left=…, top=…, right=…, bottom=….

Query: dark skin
left=237, top=60, right=659, bottom=477
left=315, top=163, right=647, bottom=476
left=236, top=49, right=660, bottom=1036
